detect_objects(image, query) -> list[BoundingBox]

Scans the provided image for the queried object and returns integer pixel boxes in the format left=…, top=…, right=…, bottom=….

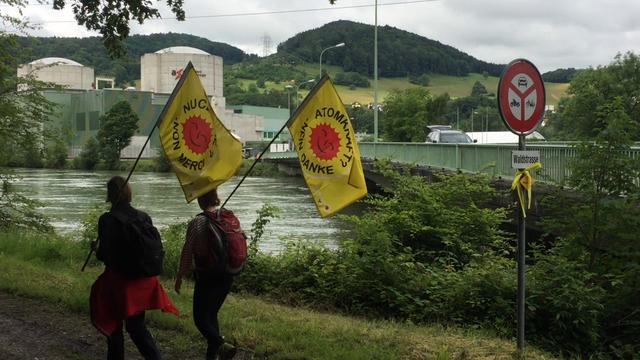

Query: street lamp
left=288, top=79, right=315, bottom=111
left=285, top=85, right=293, bottom=115
left=319, top=42, right=345, bottom=79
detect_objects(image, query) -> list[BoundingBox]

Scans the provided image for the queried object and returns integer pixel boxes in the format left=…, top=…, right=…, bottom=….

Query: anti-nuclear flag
left=158, top=62, right=242, bottom=202
left=288, top=75, right=367, bottom=217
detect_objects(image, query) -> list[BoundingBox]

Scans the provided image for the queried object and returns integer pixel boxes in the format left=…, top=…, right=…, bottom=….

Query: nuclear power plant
left=17, top=46, right=287, bottom=157
left=17, top=57, right=95, bottom=90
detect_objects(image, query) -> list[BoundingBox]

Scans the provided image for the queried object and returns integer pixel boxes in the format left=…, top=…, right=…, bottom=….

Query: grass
left=0, top=231, right=557, bottom=359
left=236, top=66, right=568, bottom=108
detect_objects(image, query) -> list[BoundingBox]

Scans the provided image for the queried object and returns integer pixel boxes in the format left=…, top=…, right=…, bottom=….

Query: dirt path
left=0, top=291, right=249, bottom=359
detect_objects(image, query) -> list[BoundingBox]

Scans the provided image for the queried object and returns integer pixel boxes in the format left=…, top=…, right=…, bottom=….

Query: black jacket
left=97, top=203, right=152, bottom=269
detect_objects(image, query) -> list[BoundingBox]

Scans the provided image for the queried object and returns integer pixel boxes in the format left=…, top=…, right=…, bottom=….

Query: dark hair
left=106, top=176, right=132, bottom=205
left=197, top=189, right=220, bottom=210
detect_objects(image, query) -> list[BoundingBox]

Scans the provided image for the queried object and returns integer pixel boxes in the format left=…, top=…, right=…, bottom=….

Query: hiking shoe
left=217, top=342, right=237, bottom=360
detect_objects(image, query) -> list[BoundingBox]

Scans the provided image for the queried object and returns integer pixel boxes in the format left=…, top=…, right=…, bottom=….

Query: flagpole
left=81, top=107, right=161, bottom=272
left=219, top=119, right=290, bottom=211
left=219, top=76, right=328, bottom=211
left=82, top=62, right=196, bottom=271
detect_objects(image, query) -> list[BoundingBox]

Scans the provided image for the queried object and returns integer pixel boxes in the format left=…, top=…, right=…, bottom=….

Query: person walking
left=90, top=176, right=179, bottom=360
left=175, top=188, right=240, bottom=360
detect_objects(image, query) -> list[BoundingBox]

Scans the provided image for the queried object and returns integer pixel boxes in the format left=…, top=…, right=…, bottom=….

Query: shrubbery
left=333, top=72, right=370, bottom=88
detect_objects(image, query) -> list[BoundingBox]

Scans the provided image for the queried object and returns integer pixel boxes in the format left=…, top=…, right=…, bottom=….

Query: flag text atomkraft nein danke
left=296, top=107, right=354, bottom=175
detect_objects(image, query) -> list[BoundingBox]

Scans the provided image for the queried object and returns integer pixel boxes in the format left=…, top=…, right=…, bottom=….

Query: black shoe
left=217, top=342, right=237, bottom=360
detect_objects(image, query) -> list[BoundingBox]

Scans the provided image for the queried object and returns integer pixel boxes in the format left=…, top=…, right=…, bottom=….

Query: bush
left=153, top=153, right=172, bottom=172
left=160, top=221, right=189, bottom=279
left=44, top=138, right=68, bottom=169
left=334, top=72, right=370, bottom=88
left=75, top=137, right=100, bottom=170
left=409, top=73, right=430, bottom=86
left=527, top=250, right=605, bottom=356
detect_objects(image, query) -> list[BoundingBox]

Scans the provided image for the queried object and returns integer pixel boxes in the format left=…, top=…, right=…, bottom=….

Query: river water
left=10, top=168, right=350, bottom=252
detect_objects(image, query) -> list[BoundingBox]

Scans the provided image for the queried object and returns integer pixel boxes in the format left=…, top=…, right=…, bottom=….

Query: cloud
left=11, top=0, right=640, bottom=72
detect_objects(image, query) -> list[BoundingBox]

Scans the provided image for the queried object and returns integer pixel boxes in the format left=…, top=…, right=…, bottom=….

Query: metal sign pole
left=517, top=134, right=526, bottom=352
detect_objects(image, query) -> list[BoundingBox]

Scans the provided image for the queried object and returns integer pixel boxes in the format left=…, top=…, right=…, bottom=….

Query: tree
left=51, top=0, right=185, bottom=57
left=382, top=88, right=447, bottom=142
left=0, top=20, right=56, bottom=229
left=75, top=137, right=101, bottom=170
left=97, top=101, right=139, bottom=169
left=554, top=52, right=640, bottom=140
left=470, top=81, right=488, bottom=97
left=539, top=98, right=640, bottom=355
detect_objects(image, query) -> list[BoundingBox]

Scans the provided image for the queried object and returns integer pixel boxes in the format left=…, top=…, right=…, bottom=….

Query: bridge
left=263, top=142, right=640, bottom=184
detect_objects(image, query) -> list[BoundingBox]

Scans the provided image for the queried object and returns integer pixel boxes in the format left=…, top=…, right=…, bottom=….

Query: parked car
left=426, top=127, right=476, bottom=144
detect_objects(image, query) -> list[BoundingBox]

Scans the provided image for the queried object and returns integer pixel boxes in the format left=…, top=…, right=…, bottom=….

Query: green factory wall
left=43, top=89, right=169, bottom=154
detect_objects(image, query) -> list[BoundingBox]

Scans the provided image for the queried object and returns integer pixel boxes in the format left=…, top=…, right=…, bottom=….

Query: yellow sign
left=158, top=62, right=242, bottom=202
left=288, top=76, right=367, bottom=217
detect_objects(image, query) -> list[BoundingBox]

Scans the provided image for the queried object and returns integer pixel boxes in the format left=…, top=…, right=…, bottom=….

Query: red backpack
left=198, top=209, right=248, bottom=275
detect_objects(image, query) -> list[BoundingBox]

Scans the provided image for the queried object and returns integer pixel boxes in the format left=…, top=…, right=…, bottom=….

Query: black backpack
left=112, top=210, right=165, bottom=279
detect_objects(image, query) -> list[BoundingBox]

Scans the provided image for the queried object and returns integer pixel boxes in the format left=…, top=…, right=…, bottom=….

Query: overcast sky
left=6, top=0, right=640, bottom=72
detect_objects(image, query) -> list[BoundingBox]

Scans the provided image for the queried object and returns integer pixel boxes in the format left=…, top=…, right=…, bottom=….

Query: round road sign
left=497, top=59, right=546, bottom=134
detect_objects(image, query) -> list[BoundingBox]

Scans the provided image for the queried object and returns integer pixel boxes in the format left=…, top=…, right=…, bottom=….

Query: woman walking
left=90, top=176, right=179, bottom=360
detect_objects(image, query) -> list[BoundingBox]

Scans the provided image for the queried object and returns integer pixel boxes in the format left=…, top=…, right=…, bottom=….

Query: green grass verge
left=0, top=232, right=556, bottom=359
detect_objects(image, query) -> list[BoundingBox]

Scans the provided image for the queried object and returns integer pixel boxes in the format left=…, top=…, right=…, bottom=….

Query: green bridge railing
left=263, top=142, right=640, bottom=184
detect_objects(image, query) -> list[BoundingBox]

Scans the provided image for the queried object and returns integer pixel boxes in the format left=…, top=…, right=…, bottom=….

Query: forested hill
left=15, top=33, right=252, bottom=86
left=277, top=20, right=503, bottom=77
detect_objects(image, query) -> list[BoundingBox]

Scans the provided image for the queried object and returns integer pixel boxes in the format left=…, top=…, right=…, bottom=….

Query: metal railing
left=264, top=142, right=640, bottom=184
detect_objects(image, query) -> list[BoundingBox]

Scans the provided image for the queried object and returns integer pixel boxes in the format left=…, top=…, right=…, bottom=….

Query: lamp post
left=319, top=42, right=345, bottom=79
left=291, top=79, right=315, bottom=110
left=285, top=85, right=293, bottom=115
left=374, top=0, right=378, bottom=143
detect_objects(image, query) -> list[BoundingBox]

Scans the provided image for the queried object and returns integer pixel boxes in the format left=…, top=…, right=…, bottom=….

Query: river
left=10, top=168, right=351, bottom=252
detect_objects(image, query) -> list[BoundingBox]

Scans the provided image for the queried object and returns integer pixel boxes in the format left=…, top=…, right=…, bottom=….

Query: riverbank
left=0, top=237, right=554, bottom=359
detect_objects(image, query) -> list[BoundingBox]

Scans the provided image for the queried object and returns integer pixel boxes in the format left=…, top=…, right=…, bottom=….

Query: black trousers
left=193, top=271, right=234, bottom=360
left=107, top=312, right=161, bottom=360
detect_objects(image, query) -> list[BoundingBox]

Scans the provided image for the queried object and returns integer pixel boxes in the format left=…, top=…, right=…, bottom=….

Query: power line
left=30, top=0, right=437, bottom=24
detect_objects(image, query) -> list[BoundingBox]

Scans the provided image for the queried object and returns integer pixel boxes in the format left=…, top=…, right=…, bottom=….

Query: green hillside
left=279, top=20, right=503, bottom=77
left=14, top=23, right=569, bottom=105
left=237, top=66, right=568, bottom=107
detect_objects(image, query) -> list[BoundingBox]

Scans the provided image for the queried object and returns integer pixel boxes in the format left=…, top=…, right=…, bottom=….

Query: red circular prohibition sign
left=498, top=59, right=546, bottom=134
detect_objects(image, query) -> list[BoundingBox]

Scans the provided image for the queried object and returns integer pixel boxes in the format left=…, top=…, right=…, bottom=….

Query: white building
left=17, top=57, right=95, bottom=90
left=140, top=46, right=224, bottom=107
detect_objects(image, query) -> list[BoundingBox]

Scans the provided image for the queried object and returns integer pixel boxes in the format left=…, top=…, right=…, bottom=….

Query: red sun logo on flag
left=310, top=123, right=340, bottom=161
left=182, top=116, right=212, bottom=154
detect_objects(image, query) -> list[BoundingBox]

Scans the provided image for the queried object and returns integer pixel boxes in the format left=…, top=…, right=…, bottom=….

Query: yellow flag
left=158, top=62, right=242, bottom=202
left=288, top=76, right=367, bottom=217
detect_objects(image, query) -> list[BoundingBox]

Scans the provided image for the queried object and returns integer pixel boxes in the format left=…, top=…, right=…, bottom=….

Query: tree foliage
left=408, top=73, right=430, bottom=86
left=75, top=137, right=101, bottom=170
left=333, top=72, right=370, bottom=88
left=278, top=20, right=503, bottom=78
left=470, top=80, right=488, bottom=97
left=552, top=52, right=640, bottom=140
left=97, top=101, right=139, bottom=169
left=382, top=88, right=448, bottom=142
left=538, top=102, right=640, bottom=355
left=542, top=67, right=583, bottom=83
left=51, top=0, right=186, bottom=57
left=0, top=35, right=57, bottom=166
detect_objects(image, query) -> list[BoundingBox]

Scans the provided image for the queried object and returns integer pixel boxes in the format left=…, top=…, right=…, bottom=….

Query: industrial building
left=18, top=47, right=275, bottom=157
left=140, top=46, right=224, bottom=107
left=17, top=57, right=95, bottom=90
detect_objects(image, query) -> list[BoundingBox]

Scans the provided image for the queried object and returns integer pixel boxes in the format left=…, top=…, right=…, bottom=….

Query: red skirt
left=90, top=267, right=179, bottom=336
